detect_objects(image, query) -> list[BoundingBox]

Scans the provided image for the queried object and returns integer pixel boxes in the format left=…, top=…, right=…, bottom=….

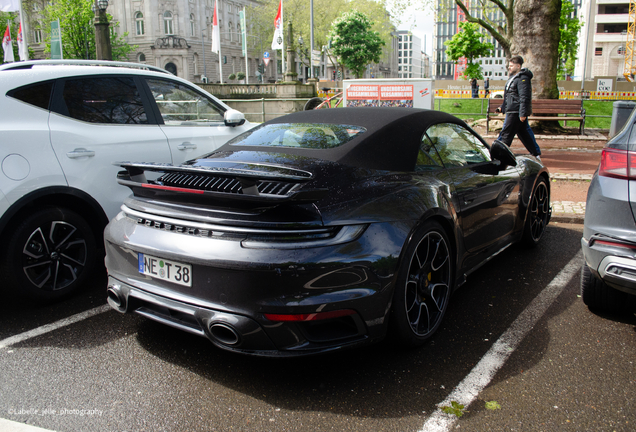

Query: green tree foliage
left=558, top=0, right=582, bottom=79
left=444, top=21, right=494, bottom=79
left=246, top=0, right=393, bottom=72
left=327, top=10, right=384, bottom=78
left=42, top=0, right=135, bottom=60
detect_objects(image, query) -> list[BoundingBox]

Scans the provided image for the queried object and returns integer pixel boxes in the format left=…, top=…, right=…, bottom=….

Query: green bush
left=228, top=73, right=237, bottom=81
left=237, top=72, right=246, bottom=80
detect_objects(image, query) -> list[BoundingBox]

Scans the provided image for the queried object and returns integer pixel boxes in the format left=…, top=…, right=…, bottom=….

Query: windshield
left=228, top=123, right=366, bottom=149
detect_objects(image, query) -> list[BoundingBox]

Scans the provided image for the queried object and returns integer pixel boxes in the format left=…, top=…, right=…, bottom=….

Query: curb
left=550, top=214, right=585, bottom=224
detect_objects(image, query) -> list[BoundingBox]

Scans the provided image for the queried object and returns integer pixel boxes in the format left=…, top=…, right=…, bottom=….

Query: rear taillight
left=264, top=309, right=356, bottom=322
left=599, top=148, right=636, bottom=179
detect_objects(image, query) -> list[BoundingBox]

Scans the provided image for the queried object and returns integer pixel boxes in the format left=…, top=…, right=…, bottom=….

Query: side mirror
left=224, top=109, right=246, bottom=127
left=490, top=139, right=517, bottom=168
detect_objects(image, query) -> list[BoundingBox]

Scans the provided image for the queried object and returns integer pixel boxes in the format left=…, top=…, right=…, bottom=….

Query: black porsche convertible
left=104, top=107, right=550, bottom=356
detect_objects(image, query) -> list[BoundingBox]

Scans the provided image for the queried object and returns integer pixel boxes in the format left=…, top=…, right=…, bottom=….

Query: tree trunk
left=511, top=0, right=562, bottom=99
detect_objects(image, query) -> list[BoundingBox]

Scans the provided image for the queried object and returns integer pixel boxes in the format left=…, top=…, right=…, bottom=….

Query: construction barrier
left=435, top=89, right=636, bottom=100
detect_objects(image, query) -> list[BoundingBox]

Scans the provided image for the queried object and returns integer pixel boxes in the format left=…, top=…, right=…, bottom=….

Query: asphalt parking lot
left=1, top=222, right=634, bottom=432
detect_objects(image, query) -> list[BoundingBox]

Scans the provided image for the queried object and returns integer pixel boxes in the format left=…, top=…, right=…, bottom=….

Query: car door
left=48, top=75, right=173, bottom=220
left=142, top=77, right=246, bottom=163
left=425, top=123, right=521, bottom=267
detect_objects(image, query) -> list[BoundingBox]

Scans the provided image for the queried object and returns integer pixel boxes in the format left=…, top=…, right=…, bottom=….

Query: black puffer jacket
left=500, top=68, right=533, bottom=118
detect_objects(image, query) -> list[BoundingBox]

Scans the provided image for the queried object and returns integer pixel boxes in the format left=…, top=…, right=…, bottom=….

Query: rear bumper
left=581, top=236, right=636, bottom=296
left=104, top=209, right=410, bottom=356
left=107, top=276, right=376, bottom=357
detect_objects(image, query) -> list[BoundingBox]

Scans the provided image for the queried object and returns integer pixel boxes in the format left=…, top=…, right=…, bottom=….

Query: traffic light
left=258, top=63, right=265, bottom=75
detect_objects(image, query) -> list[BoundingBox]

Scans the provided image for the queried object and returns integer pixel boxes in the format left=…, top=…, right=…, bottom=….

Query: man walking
left=495, top=55, right=541, bottom=159
left=484, top=77, right=490, bottom=98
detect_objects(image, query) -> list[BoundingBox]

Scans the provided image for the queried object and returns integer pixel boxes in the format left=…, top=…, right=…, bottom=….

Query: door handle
left=66, top=148, right=95, bottom=158
left=178, top=142, right=197, bottom=150
left=463, top=193, right=477, bottom=204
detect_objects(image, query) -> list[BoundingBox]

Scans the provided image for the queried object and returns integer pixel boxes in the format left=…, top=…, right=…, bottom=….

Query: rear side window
left=60, top=76, right=148, bottom=124
left=229, top=123, right=366, bottom=149
left=7, top=81, right=54, bottom=110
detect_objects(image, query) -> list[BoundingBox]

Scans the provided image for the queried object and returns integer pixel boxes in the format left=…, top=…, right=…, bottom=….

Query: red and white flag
left=211, top=0, right=220, bottom=54
left=2, top=22, right=14, bottom=63
left=271, top=0, right=283, bottom=50
left=17, top=21, right=27, bottom=61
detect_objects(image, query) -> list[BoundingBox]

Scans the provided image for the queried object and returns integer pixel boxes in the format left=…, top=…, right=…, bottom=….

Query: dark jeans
left=498, top=113, right=541, bottom=156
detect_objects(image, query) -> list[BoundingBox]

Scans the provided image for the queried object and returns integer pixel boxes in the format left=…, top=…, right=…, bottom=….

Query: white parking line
left=420, top=251, right=583, bottom=432
left=0, top=418, right=56, bottom=432
left=0, top=304, right=111, bottom=349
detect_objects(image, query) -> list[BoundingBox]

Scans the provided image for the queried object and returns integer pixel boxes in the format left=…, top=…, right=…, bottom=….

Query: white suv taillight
left=599, top=148, right=636, bottom=179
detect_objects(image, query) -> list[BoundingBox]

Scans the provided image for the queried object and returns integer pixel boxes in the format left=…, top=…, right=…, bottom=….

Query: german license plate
left=138, top=253, right=192, bottom=287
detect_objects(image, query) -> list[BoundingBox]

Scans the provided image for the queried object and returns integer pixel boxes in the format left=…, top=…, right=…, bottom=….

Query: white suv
left=0, top=60, right=253, bottom=300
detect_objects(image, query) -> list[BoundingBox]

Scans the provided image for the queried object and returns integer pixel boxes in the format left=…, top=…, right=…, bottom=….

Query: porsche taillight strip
left=141, top=183, right=205, bottom=194
left=264, top=309, right=357, bottom=322
left=123, top=205, right=334, bottom=236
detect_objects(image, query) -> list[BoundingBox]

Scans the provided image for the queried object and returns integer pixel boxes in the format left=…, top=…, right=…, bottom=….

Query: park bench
left=486, top=99, right=586, bottom=134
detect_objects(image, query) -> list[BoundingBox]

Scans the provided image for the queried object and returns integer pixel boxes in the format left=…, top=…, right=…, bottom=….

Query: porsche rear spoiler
left=115, top=161, right=328, bottom=206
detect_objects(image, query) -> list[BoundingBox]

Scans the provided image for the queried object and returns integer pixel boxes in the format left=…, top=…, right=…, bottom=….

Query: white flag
left=211, top=0, right=220, bottom=54
left=17, top=21, right=27, bottom=61
left=0, top=0, right=19, bottom=12
left=3, top=22, right=14, bottom=63
left=271, top=0, right=283, bottom=50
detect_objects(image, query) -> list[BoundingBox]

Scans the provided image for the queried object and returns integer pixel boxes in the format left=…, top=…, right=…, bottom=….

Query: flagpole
left=18, top=0, right=27, bottom=60
left=219, top=40, right=223, bottom=84
left=281, top=0, right=285, bottom=74
left=243, top=7, right=248, bottom=84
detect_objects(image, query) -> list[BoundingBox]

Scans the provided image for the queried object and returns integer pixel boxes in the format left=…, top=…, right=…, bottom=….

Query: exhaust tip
left=107, top=286, right=126, bottom=312
left=209, top=323, right=241, bottom=346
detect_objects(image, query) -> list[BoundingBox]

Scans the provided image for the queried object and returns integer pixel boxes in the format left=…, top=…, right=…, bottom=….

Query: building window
left=190, top=14, right=195, bottom=36
left=135, top=12, right=144, bottom=36
left=164, top=11, right=174, bottom=35
left=33, top=26, right=42, bottom=44
left=595, top=47, right=603, bottom=56
left=138, top=52, right=146, bottom=62
left=228, top=21, right=233, bottom=41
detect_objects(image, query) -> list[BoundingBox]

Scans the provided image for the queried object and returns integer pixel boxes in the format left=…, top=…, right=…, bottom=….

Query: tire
left=580, top=262, right=630, bottom=314
left=390, top=221, right=454, bottom=347
left=304, top=97, right=324, bottom=110
left=522, top=178, right=550, bottom=247
left=4, top=207, right=97, bottom=301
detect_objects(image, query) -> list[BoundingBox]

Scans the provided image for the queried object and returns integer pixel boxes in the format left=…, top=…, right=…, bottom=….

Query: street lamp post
left=94, top=0, right=112, bottom=60
left=202, top=32, right=207, bottom=82
left=298, top=35, right=304, bottom=81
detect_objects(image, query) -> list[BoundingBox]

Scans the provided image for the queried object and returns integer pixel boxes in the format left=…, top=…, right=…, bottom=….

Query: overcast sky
left=396, top=3, right=435, bottom=55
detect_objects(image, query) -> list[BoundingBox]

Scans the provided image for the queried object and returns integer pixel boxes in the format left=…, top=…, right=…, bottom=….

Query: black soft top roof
left=214, top=107, right=478, bottom=171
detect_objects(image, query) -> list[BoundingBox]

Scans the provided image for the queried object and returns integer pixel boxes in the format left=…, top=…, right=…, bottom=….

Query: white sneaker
left=536, top=155, right=541, bottom=162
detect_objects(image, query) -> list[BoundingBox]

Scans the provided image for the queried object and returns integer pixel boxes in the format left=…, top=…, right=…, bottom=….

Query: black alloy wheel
left=5, top=207, right=96, bottom=301
left=391, top=221, right=453, bottom=347
left=522, top=178, right=550, bottom=246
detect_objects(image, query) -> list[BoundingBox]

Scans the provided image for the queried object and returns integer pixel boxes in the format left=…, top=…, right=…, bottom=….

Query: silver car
left=581, top=108, right=636, bottom=312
